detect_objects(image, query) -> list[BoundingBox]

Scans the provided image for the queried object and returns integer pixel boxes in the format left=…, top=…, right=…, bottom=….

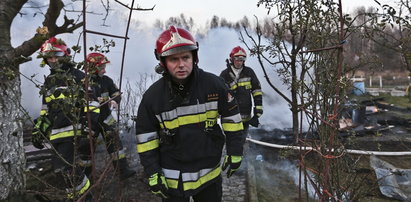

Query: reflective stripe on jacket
left=41, top=63, right=100, bottom=142
left=136, top=67, right=245, bottom=197
left=220, top=65, right=263, bottom=121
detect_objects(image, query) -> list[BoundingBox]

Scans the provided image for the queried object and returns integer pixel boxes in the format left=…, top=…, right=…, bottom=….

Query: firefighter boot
left=113, top=158, right=136, bottom=180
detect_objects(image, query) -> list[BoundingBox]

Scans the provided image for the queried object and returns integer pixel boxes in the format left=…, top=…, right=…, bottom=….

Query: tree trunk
left=0, top=75, right=25, bottom=200
left=0, top=1, right=27, bottom=199
left=0, top=0, right=83, bottom=199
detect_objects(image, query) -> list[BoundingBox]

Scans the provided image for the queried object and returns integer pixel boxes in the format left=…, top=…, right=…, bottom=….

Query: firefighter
left=219, top=46, right=263, bottom=131
left=85, top=52, right=136, bottom=180
left=135, top=26, right=246, bottom=201
left=31, top=37, right=100, bottom=201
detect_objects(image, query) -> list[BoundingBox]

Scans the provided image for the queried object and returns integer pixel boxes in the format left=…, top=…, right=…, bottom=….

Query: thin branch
left=114, top=0, right=155, bottom=11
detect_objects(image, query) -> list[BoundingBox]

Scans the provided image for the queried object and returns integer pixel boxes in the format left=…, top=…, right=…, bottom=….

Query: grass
left=350, top=93, right=411, bottom=119
left=350, top=93, right=411, bottom=108
left=379, top=95, right=411, bottom=108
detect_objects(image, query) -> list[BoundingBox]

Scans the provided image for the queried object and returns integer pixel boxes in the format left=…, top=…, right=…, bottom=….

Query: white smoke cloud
left=14, top=1, right=293, bottom=129
left=197, top=27, right=293, bottom=129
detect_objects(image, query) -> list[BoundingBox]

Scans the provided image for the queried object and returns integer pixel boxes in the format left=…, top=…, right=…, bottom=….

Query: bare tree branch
left=240, top=20, right=292, bottom=104
left=114, top=0, right=155, bottom=11
left=13, top=0, right=83, bottom=65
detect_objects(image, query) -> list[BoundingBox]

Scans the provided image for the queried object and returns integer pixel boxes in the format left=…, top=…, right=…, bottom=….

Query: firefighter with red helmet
left=32, top=37, right=100, bottom=200
left=135, top=26, right=245, bottom=201
left=220, top=46, right=263, bottom=130
left=85, top=52, right=136, bottom=180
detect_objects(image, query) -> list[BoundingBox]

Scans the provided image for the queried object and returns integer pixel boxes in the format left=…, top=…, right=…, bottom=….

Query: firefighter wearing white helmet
left=32, top=37, right=100, bottom=201
left=135, top=26, right=246, bottom=201
left=85, top=52, right=136, bottom=180
left=220, top=46, right=263, bottom=131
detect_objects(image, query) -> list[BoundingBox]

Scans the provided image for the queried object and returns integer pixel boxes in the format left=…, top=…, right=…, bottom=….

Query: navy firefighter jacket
left=135, top=66, right=245, bottom=197
left=41, top=63, right=100, bottom=142
left=220, top=65, right=263, bottom=121
left=90, top=75, right=121, bottom=121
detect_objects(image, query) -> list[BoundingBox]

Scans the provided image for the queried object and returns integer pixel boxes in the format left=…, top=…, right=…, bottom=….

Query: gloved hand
left=222, top=155, right=242, bottom=178
left=248, top=115, right=260, bottom=127
left=31, top=117, right=51, bottom=149
left=254, top=106, right=263, bottom=117
left=31, top=128, right=45, bottom=149
left=149, top=172, right=169, bottom=199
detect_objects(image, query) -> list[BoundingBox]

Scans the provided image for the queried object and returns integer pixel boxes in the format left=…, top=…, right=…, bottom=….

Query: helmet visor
left=233, top=56, right=246, bottom=61
left=44, top=51, right=65, bottom=57
left=161, top=45, right=198, bottom=57
left=53, top=51, right=65, bottom=57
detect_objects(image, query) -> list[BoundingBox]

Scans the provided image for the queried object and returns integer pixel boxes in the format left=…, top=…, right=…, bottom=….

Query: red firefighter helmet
left=155, top=26, right=199, bottom=63
left=86, top=52, right=110, bottom=74
left=229, top=46, right=247, bottom=61
left=39, top=37, right=70, bottom=58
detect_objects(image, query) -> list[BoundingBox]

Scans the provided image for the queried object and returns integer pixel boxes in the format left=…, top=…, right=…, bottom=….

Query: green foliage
left=39, top=68, right=86, bottom=125
left=71, top=45, right=82, bottom=54
left=89, top=38, right=116, bottom=54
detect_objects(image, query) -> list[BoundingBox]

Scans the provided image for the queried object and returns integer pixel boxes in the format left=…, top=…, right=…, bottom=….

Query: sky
left=131, top=0, right=387, bottom=28
left=15, top=0, right=392, bottom=128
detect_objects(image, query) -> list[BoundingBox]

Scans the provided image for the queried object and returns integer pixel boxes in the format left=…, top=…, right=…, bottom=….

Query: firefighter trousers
left=162, top=175, right=222, bottom=202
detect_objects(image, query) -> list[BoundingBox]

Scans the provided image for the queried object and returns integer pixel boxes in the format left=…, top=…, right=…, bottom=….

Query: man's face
left=232, top=56, right=245, bottom=69
left=165, top=51, right=193, bottom=83
left=97, top=65, right=106, bottom=77
left=46, top=56, right=63, bottom=69
left=46, top=56, right=58, bottom=64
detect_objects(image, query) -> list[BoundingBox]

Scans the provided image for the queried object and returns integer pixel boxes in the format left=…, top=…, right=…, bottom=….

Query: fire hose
left=246, top=137, right=411, bottom=156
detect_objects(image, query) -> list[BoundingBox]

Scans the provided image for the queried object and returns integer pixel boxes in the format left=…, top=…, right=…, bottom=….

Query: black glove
left=31, top=117, right=51, bottom=149
left=222, top=155, right=242, bottom=178
left=149, top=173, right=169, bottom=199
left=248, top=116, right=260, bottom=127
left=31, top=128, right=45, bottom=149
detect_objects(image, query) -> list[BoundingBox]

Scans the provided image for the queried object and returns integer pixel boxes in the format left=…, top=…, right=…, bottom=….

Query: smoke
left=257, top=158, right=317, bottom=199
left=197, top=27, right=292, bottom=129
left=14, top=2, right=293, bottom=129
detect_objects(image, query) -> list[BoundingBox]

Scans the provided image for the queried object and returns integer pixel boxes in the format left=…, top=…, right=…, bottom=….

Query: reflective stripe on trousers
left=162, top=165, right=221, bottom=191
left=66, top=175, right=91, bottom=199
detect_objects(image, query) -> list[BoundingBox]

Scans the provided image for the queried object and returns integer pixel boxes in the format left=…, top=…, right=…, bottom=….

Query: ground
left=19, top=97, right=411, bottom=201
left=22, top=136, right=249, bottom=202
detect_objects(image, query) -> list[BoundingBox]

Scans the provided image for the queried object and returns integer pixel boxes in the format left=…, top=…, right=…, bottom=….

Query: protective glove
left=222, top=155, right=242, bottom=178
left=31, top=117, right=51, bottom=149
left=149, top=173, right=169, bottom=199
left=254, top=106, right=263, bottom=117
left=31, top=128, right=45, bottom=149
left=248, top=116, right=260, bottom=127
